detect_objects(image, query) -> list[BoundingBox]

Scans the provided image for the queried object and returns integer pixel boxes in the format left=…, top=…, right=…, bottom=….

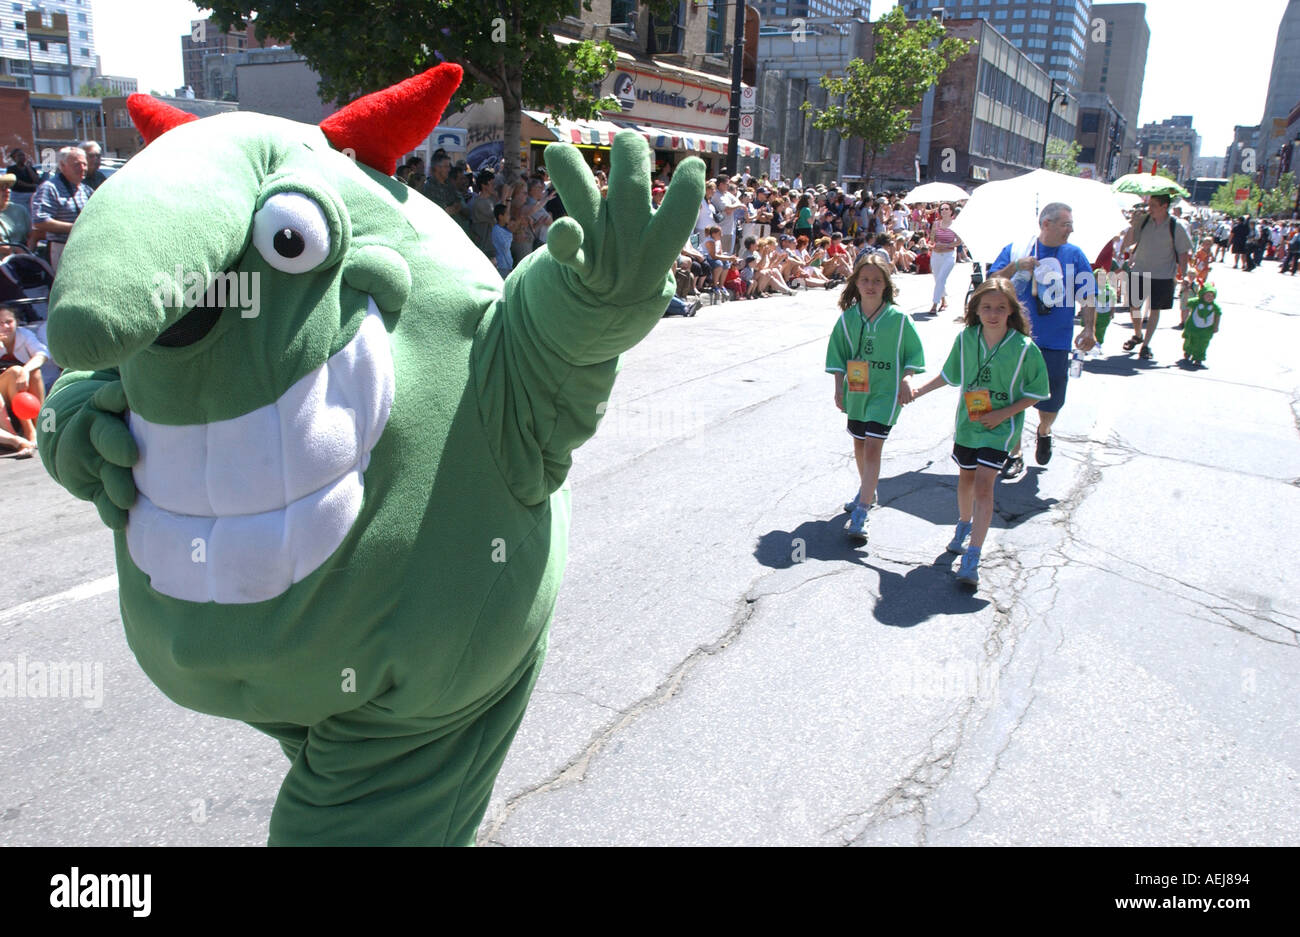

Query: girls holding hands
left=826, top=254, right=925, bottom=544
left=906, top=278, right=1050, bottom=587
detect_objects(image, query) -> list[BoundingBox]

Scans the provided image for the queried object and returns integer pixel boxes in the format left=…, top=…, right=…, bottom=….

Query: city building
left=749, top=1, right=869, bottom=18
left=1074, top=91, right=1124, bottom=181
left=435, top=1, right=768, bottom=178
left=1080, top=2, right=1147, bottom=155
left=1259, top=0, right=1300, bottom=186
left=1135, top=116, right=1199, bottom=183
left=1192, top=156, right=1225, bottom=179
left=202, top=45, right=312, bottom=108
left=181, top=17, right=264, bottom=100
left=103, top=95, right=237, bottom=159
left=88, top=74, right=136, bottom=96
left=900, top=0, right=1092, bottom=91
left=753, top=14, right=873, bottom=184
left=872, top=17, right=1078, bottom=190
left=0, top=1, right=96, bottom=92
left=1224, top=124, right=1261, bottom=179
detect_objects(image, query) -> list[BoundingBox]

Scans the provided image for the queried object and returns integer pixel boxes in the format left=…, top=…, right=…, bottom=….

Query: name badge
left=846, top=360, right=869, bottom=394
left=964, top=388, right=992, bottom=419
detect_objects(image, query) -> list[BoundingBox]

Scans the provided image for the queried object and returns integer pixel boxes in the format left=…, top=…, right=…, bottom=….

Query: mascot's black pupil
left=274, top=228, right=305, bottom=258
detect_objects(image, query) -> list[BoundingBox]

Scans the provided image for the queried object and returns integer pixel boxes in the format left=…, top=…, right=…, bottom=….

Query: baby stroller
left=0, top=246, right=60, bottom=390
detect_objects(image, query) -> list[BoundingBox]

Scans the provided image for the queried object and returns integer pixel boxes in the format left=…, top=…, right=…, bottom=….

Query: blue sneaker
left=846, top=505, right=869, bottom=542
left=955, top=547, right=980, bottom=587
left=844, top=492, right=860, bottom=513
left=947, top=520, right=973, bottom=554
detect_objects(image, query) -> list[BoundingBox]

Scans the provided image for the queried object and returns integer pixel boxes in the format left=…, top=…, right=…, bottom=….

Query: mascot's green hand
left=521, top=131, right=705, bottom=364
left=38, top=373, right=138, bottom=530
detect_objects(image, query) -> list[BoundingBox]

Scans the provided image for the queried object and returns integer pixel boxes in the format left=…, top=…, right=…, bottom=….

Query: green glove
left=473, top=133, right=705, bottom=504
left=38, top=370, right=139, bottom=529
left=519, top=131, right=705, bottom=364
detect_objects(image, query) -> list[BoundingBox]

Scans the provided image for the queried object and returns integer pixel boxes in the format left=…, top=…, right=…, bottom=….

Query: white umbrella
left=903, top=181, right=970, bottom=204
left=950, top=168, right=1129, bottom=264
left=1114, top=191, right=1143, bottom=210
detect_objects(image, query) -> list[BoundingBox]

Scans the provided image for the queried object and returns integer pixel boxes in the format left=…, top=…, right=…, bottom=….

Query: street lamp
left=1040, top=78, right=1069, bottom=168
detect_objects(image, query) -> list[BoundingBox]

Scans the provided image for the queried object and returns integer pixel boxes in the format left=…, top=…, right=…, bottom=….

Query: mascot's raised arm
left=37, top=63, right=704, bottom=845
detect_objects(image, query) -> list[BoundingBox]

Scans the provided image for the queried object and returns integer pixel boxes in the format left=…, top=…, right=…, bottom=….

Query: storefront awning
left=624, top=122, right=769, bottom=159
left=523, top=110, right=624, bottom=146
left=523, top=109, right=769, bottom=159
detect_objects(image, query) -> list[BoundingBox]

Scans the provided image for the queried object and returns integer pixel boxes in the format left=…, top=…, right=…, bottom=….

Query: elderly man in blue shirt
left=31, top=146, right=91, bottom=273
left=990, top=201, right=1097, bottom=478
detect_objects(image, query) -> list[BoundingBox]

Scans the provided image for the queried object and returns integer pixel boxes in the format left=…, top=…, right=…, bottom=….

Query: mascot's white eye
left=252, top=192, right=331, bottom=273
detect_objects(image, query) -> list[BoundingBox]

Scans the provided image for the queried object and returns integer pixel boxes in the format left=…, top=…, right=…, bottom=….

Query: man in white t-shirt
left=709, top=176, right=743, bottom=253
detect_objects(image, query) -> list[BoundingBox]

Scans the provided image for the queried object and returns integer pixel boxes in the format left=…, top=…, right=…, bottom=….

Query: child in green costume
left=36, top=65, right=705, bottom=845
left=825, top=254, right=924, bottom=545
left=1180, top=280, right=1221, bottom=367
left=1092, top=267, right=1116, bottom=346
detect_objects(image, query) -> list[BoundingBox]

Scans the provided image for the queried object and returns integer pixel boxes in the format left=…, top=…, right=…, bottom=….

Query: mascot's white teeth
left=124, top=300, right=394, bottom=604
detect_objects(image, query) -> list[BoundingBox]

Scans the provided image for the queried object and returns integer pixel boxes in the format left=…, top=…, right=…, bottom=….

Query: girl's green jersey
left=825, top=302, right=925, bottom=425
left=940, top=326, right=1050, bottom=451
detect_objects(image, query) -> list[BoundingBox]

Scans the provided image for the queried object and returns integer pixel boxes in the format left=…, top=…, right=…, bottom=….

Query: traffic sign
left=740, top=86, right=756, bottom=114
left=739, top=112, right=754, bottom=133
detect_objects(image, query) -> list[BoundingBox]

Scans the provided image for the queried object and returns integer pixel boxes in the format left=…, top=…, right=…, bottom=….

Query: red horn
left=127, top=94, right=200, bottom=145
left=320, top=64, right=463, bottom=176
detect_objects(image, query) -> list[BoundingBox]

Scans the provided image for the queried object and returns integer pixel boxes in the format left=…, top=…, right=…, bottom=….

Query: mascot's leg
left=261, top=648, right=546, bottom=846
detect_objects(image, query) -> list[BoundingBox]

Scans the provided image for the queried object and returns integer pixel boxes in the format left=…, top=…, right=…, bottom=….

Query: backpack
left=1137, top=213, right=1177, bottom=245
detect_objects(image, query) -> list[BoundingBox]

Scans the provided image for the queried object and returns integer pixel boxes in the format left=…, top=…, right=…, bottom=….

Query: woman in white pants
left=928, top=202, right=962, bottom=315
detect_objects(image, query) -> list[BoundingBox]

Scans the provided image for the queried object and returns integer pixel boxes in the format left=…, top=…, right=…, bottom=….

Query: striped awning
left=524, top=109, right=769, bottom=158
left=627, top=123, right=769, bottom=159
left=523, top=110, right=623, bottom=146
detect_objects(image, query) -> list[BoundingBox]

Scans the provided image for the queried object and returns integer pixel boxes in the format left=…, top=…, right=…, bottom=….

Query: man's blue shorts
left=1035, top=347, right=1069, bottom=413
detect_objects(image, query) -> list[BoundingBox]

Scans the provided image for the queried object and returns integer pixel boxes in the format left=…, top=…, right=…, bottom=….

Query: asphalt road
left=3, top=257, right=1297, bottom=846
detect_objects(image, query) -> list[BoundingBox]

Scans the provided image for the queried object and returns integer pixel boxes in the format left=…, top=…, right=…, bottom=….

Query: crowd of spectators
left=398, top=151, right=557, bottom=278
left=675, top=166, right=969, bottom=304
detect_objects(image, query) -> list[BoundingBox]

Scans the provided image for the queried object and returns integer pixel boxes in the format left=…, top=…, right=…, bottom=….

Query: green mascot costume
left=37, top=64, right=704, bottom=845
left=1181, top=282, right=1220, bottom=366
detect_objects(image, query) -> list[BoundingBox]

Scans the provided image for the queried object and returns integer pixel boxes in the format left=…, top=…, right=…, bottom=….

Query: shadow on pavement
left=753, top=517, right=871, bottom=570
left=865, top=556, right=990, bottom=627
left=876, top=467, right=1057, bottom=528
left=1083, top=353, right=1142, bottom=377
left=991, top=466, right=1057, bottom=525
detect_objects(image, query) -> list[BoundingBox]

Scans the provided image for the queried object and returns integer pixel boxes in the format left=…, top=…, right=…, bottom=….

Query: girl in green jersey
left=907, top=279, right=1050, bottom=587
left=826, top=254, right=925, bottom=544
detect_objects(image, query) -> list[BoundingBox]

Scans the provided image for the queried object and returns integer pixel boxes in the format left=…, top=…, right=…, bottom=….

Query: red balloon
left=10, top=391, right=40, bottom=421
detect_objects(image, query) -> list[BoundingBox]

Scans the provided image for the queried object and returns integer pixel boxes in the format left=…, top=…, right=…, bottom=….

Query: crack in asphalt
left=1062, top=552, right=1299, bottom=648
left=486, top=340, right=1297, bottom=844
left=480, top=561, right=858, bottom=845
left=824, top=447, right=1104, bottom=845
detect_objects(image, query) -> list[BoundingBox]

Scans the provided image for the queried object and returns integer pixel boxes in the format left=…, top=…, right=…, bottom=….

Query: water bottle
left=1069, top=350, right=1082, bottom=378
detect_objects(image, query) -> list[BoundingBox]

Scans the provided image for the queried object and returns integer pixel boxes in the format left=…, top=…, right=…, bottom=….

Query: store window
left=706, top=0, right=727, bottom=55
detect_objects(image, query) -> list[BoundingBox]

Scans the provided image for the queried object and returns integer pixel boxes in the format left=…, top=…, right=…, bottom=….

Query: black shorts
left=1126, top=273, right=1174, bottom=311
left=847, top=419, right=891, bottom=439
left=1035, top=347, right=1069, bottom=413
left=952, top=443, right=1008, bottom=471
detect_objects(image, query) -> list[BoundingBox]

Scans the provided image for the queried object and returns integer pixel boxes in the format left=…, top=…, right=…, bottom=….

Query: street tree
left=801, top=6, right=972, bottom=185
left=208, top=0, right=678, bottom=181
left=1044, top=138, right=1082, bottom=176
left=1211, top=173, right=1263, bottom=214
left=1260, top=172, right=1296, bottom=217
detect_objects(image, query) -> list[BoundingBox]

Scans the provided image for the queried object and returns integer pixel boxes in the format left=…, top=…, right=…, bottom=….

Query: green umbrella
left=1112, top=173, right=1190, bottom=199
